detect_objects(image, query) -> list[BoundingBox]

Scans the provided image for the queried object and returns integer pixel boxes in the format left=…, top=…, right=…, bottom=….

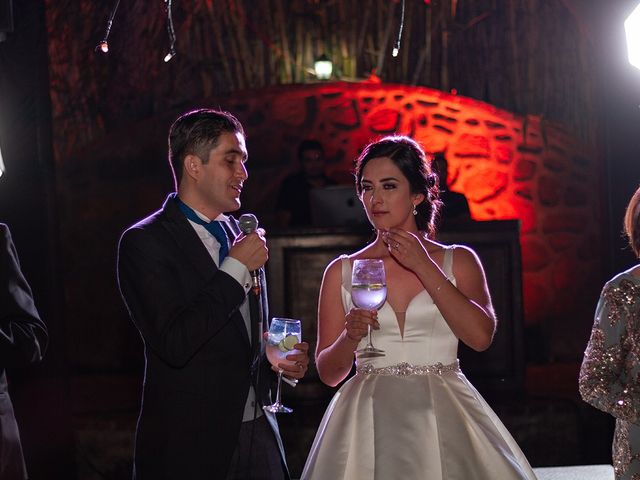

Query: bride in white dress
left=301, top=136, right=536, bottom=480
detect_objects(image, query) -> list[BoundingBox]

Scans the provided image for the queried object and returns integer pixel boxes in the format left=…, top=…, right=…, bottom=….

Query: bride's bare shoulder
left=422, top=240, right=481, bottom=269
left=421, top=237, right=448, bottom=254
left=323, top=252, right=353, bottom=281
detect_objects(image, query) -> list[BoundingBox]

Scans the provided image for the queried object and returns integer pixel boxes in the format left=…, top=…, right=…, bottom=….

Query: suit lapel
left=161, top=195, right=251, bottom=349
left=161, top=195, right=217, bottom=280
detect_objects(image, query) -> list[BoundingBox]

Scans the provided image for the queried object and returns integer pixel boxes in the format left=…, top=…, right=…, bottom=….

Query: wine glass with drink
left=264, top=317, right=302, bottom=414
left=351, top=258, right=386, bottom=357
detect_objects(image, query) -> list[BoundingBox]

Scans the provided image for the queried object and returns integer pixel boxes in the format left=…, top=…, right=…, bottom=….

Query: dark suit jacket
left=0, top=224, right=47, bottom=480
left=117, top=194, right=288, bottom=480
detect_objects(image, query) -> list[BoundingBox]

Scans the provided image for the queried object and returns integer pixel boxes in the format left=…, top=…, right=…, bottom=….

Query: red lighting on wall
left=224, top=82, right=602, bottom=330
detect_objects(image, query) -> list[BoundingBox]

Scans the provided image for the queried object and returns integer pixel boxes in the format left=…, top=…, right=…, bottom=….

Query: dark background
left=1, top=0, right=640, bottom=478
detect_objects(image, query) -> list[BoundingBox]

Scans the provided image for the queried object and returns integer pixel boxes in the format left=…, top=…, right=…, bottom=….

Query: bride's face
left=359, top=156, right=424, bottom=231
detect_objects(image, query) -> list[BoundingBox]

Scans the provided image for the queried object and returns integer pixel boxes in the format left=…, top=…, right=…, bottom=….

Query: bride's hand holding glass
left=344, top=308, right=380, bottom=343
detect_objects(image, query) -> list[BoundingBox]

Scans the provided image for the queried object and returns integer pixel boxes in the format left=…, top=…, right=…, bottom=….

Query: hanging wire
left=392, top=0, right=406, bottom=57
left=95, top=0, right=122, bottom=53
left=164, top=0, right=177, bottom=62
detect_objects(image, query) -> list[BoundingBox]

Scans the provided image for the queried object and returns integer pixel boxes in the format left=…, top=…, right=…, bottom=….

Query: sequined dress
left=579, top=269, right=640, bottom=480
left=301, top=247, right=536, bottom=480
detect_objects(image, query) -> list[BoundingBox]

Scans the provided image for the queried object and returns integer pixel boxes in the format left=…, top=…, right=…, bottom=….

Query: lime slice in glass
left=278, top=334, right=299, bottom=352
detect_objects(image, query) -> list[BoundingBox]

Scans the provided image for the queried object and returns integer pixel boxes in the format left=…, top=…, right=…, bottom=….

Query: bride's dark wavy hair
left=355, top=136, right=442, bottom=239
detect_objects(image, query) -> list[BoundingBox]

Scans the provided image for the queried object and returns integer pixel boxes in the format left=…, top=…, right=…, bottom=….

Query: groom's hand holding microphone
left=227, top=225, right=268, bottom=273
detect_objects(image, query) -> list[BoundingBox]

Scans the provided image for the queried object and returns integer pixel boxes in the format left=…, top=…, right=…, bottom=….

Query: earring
left=412, top=206, right=418, bottom=216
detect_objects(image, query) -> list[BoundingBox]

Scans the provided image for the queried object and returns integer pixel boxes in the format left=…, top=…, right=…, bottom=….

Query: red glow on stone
left=463, top=170, right=508, bottom=203
left=370, top=109, right=401, bottom=133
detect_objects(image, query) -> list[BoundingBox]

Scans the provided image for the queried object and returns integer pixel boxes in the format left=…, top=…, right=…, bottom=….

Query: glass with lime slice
left=264, top=318, right=302, bottom=414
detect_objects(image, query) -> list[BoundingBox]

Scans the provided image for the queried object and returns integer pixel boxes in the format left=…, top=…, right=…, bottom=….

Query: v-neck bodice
left=340, top=247, right=458, bottom=368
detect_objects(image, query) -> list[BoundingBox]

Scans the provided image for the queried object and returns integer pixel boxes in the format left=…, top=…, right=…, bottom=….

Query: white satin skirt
left=301, top=366, right=537, bottom=480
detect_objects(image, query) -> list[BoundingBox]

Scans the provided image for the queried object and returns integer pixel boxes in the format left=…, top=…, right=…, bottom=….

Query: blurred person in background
left=275, top=139, right=335, bottom=227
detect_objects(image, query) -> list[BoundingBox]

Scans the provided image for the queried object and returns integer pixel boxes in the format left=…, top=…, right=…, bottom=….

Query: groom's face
left=195, top=131, right=248, bottom=216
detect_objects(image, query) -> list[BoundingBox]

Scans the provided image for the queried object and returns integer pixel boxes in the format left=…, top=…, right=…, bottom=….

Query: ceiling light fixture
left=314, top=54, right=333, bottom=80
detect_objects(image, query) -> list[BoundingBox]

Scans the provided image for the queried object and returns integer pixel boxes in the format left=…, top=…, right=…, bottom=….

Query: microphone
left=238, top=213, right=261, bottom=295
left=239, top=213, right=265, bottom=351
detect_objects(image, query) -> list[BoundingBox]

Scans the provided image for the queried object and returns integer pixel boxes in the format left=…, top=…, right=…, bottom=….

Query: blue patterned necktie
left=176, top=198, right=229, bottom=263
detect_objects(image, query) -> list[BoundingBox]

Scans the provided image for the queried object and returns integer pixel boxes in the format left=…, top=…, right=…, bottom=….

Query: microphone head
left=239, top=213, right=259, bottom=234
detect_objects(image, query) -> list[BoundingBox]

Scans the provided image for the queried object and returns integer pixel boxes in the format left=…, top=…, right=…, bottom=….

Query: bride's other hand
left=345, top=308, right=380, bottom=342
left=383, top=228, right=430, bottom=270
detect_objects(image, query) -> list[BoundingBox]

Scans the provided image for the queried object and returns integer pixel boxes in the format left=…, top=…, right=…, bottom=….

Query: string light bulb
left=164, top=0, right=177, bottom=63
left=0, top=146, right=5, bottom=179
left=95, top=0, right=121, bottom=55
left=164, top=48, right=176, bottom=63
left=393, top=0, right=406, bottom=58
left=97, top=41, right=109, bottom=53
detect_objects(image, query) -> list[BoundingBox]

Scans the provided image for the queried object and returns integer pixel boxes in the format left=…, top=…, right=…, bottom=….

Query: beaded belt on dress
left=356, top=359, right=459, bottom=376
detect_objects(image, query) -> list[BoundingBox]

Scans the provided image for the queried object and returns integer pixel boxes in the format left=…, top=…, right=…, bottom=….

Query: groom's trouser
left=225, top=415, right=285, bottom=480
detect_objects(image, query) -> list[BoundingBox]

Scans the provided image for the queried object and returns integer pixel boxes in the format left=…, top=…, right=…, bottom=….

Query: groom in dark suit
left=117, top=109, right=309, bottom=479
left=0, top=223, right=48, bottom=480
